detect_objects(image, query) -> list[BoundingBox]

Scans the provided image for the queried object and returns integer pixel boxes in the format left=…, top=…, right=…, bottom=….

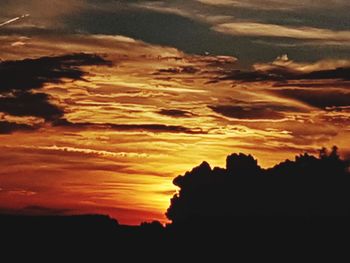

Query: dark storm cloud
left=209, top=105, right=286, bottom=120
left=0, top=121, right=36, bottom=134
left=273, top=89, right=350, bottom=109
left=157, top=66, right=199, bottom=74
left=0, top=53, right=111, bottom=132
left=272, top=82, right=350, bottom=88
left=212, top=64, right=350, bottom=110
left=217, top=70, right=282, bottom=82
left=109, top=123, right=204, bottom=134
left=218, top=66, right=350, bottom=83
left=54, top=119, right=206, bottom=134
left=157, top=109, right=193, bottom=118
left=0, top=92, right=63, bottom=120
left=0, top=53, right=110, bottom=93
left=301, top=68, right=350, bottom=81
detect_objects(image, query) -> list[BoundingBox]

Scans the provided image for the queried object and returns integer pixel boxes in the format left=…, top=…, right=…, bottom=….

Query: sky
left=0, top=0, right=349, bottom=224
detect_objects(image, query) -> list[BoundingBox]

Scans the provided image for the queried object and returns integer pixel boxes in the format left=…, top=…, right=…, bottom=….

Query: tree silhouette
left=166, top=147, right=350, bottom=223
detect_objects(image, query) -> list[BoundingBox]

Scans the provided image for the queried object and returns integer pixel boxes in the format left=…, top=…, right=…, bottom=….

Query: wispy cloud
left=254, top=55, right=350, bottom=73
left=25, top=145, right=150, bottom=159
left=0, top=14, right=29, bottom=28
left=196, top=0, right=350, bottom=10
left=133, top=1, right=234, bottom=24
left=213, top=22, right=350, bottom=43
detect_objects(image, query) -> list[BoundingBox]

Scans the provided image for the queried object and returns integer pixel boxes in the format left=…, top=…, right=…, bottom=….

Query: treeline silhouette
left=167, top=146, right=350, bottom=223
left=2, top=147, right=350, bottom=257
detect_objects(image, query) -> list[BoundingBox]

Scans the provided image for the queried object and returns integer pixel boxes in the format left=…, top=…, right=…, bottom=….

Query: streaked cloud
left=273, top=89, right=350, bottom=109
left=254, top=54, right=350, bottom=73
left=1, top=0, right=349, bottom=65
left=216, top=54, right=350, bottom=83
left=213, top=22, right=350, bottom=43
left=0, top=14, right=29, bottom=28
left=196, top=0, right=350, bottom=10
left=209, top=105, right=286, bottom=121
left=37, top=145, right=150, bottom=159
left=157, top=109, right=194, bottom=118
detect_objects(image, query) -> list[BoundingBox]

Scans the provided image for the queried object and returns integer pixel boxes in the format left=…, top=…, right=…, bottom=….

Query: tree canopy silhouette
left=166, top=147, right=350, bottom=223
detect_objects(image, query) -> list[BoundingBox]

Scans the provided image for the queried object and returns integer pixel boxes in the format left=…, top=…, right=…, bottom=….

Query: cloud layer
left=2, top=0, right=350, bottom=65
left=0, top=0, right=350, bottom=224
left=0, top=33, right=350, bottom=224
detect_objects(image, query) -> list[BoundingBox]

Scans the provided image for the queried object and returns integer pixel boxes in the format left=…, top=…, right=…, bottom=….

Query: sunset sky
left=0, top=0, right=350, bottom=224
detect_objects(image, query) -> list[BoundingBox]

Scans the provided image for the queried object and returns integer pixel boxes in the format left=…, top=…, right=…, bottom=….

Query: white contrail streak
left=0, top=14, right=30, bottom=28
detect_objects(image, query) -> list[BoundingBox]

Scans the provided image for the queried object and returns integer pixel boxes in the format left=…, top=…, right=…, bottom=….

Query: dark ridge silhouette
left=166, top=146, right=350, bottom=223
left=0, top=214, right=119, bottom=234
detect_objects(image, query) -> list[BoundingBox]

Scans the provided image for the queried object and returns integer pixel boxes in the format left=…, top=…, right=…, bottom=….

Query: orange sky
left=0, top=34, right=349, bottom=224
